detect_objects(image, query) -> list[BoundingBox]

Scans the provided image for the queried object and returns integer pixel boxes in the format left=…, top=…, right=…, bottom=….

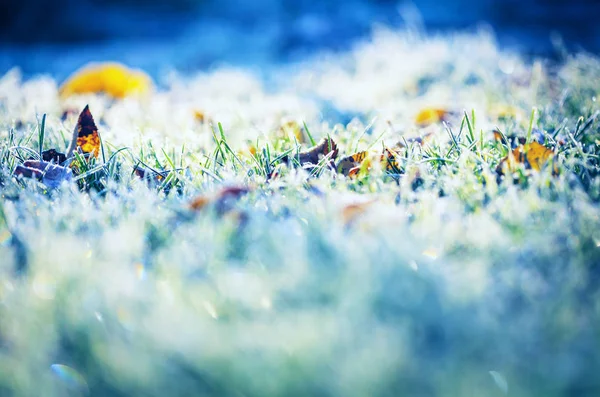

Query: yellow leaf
left=278, top=120, right=305, bottom=143
left=59, top=62, right=153, bottom=99
left=523, top=142, right=554, bottom=171
left=415, top=108, right=448, bottom=127
left=496, top=141, right=555, bottom=175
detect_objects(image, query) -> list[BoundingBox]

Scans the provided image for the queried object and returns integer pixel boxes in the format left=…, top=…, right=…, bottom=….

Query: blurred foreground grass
left=0, top=29, right=599, bottom=396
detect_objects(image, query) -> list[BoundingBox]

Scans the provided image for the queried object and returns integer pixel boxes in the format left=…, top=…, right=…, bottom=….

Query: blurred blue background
left=1, top=0, right=599, bottom=80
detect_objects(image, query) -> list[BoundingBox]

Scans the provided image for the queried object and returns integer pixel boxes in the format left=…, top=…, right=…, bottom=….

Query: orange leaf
left=59, top=62, right=153, bottom=99
left=496, top=141, right=555, bottom=175
left=380, top=147, right=402, bottom=173
left=524, top=142, right=554, bottom=171
left=67, top=105, right=101, bottom=158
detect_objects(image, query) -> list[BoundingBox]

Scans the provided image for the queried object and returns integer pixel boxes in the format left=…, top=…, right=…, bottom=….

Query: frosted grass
left=1, top=29, right=600, bottom=396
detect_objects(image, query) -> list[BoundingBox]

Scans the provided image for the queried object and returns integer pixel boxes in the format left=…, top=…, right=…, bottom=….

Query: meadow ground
left=1, top=29, right=600, bottom=396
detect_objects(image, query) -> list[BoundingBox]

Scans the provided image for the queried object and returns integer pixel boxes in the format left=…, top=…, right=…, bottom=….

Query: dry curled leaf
left=59, top=62, right=153, bottom=99
left=293, top=138, right=338, bottom=168
left=14, top=160, right=73, bottom=188
left=67, top=105, right=101, bottom=159
left=415, top=108, right=448, bottom=127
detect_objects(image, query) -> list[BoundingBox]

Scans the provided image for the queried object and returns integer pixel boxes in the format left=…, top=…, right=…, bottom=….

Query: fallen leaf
left=14, top=160, right=73, bottom=188
left=59, top=62, right=153, bottom=99
left=133, top=166, right=170, bottom=185
left=496, top=141, right=555, bottom=175
left=415, top=108, right=448, bottom=127
left=523, top=142, right=555, bottom=171
left=67, top=105, right=101, bottom=159
left=336, top=151, right=367, bottom=176
left=381, top=147, right=402, bottom=173
left=336, top=147, right=402, bottom=177
left=41, top=149, right=67, bottom=164
left=293, top=138, right=338, bottom=168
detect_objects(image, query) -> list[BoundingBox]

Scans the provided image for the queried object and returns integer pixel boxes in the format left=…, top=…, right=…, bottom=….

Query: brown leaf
left=134, top=166, right=170, bottom=184
left=296, top=138, right=338, bottom=167
left=41, top=149, right=67, bottom=164
left=67, top=105, right=101, bottom=159
left=14, top=160, right=73, bottom=188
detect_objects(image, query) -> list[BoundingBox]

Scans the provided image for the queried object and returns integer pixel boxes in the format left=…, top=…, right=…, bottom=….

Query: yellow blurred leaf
left=59, top=62, right=153, bottom=99
left=278, top=120, right=305, bottom=143
left=342, top=200, right=376, bottom=225
left=491, top=104, right=525, bottom=121
left=193, top=110, right=207, bottom=123
left=415, top=108, right=448, bottom=127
